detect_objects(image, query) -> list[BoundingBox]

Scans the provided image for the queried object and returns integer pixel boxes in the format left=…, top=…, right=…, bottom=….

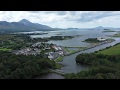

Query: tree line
left=64, top=53, right=120, bottom=79
left=0, top=51, right=56, bottom=79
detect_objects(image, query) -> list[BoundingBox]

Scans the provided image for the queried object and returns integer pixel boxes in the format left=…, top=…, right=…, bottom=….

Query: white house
left=48, top=52, right=54, bottom=60
left=58, top=51, right=63, bottom=56
left=97, top=37, right=106, bottom=41
left=58, top=47, right=62, bottom=50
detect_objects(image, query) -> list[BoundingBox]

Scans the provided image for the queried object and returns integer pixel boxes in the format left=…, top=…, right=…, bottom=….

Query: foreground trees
left=0, top=51, right=55, bottom=79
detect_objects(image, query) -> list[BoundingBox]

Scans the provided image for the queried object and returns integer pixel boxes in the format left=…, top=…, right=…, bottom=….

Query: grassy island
left=83, top=38, right=115, bottom=44
left=49, top=36, right=74, bottom=40
left=107, top=33, right=120, bottom=37
left=102, top=29, right=116, bottom=32
left=84, top=38, right=102, bottom=43
left=113, top=33, right=120, bottom=37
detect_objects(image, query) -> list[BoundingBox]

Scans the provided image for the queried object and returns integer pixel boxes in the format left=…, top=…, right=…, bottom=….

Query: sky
left=0, top=11, right=120, bottom=28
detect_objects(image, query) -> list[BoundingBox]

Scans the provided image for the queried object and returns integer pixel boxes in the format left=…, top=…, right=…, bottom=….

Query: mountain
left=18, top=19, right=31, bottom=26
left=0, top=19, right=53, bottom=33
left=94, top=26, right=115, bottom=30
left=94, top=26, right=104, bottom=30
left=19, top=19, right=52, bottom=30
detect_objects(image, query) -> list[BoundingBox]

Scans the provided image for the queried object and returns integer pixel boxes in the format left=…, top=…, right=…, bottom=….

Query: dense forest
left=64, top=53, right=120, bottom=79
left=0, top=51, right=56, bottom=79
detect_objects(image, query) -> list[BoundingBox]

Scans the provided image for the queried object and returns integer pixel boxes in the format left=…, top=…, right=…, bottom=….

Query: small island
left=83, top=37, right=108, bottom=43
left=49, top=35, right=82, bottom=40
left=49, top=36, right=74, bottom=40
left=107, top=33, right=120, bottom=37
left=56, top=33, right=62, bottom=35
left=16, top=32, right=48, bottom=35
left=83, top=37, right=115, bottom=48
left=102, top=29, right=116, bottom=32
left=112, top=33, right=120, bottom=37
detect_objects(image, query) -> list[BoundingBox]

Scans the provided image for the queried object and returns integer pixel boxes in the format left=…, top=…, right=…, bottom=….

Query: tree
left=94, top=73, right=104, bottom=79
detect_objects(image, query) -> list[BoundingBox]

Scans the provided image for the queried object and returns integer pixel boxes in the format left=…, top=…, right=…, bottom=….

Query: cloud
left=76, top=11, right=120, bottom=22
left=1, top=11, right=120, bottom=28
left=29, top=11, right=120, bottom=23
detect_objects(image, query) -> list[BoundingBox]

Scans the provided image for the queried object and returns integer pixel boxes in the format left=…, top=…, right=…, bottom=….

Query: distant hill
left=94, top=26, right=115, bottom=30
left=0, top=19, right=54, bottom=33
left=65, top=28, right=79, bottom=30
left=95, top=26, right=104, bottom=29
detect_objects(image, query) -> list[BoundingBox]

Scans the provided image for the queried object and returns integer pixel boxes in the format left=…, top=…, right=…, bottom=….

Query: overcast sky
left=0, top=11, right=120, bottom=28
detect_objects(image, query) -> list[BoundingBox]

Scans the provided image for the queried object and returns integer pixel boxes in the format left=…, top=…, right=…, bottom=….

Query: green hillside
left=97, top=44, right=120, bottom=55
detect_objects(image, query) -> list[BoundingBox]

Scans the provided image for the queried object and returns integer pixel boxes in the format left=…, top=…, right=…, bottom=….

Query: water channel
left=28, top=29, right=120, bottom=79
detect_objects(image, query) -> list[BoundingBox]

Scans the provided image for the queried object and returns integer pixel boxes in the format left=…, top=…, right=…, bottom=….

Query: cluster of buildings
left=45, top=44, right=64, bottom=60
left=14, top=48, right=40, bottom=55
left=13, top=42, right=47, bottom=55
left=52, top=45, right=64, bottom=55
left=13, top=42, right=66, bottom=60
left=31, top=42, right=50, bottom=50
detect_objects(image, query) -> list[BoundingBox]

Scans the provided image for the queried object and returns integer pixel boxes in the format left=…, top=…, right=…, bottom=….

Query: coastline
left=48, top=39, right=116, bottom=77
left=64, top=39, right=115, bottom=56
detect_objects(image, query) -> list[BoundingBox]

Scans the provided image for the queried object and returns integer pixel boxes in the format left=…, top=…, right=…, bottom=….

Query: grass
left=64, top=47, right=87, bottom=55
left=78, top=47, right=87, bottom=50
left=64, top=47, right=85, bottom=51
left=97, top=44, right=120, bottom=55
left=0, top=35, right=15, bottom=41
left=106, top=38, right=114, bottom=40
left=55, top=56, right=63, bottom=62
left=64, top=47, right=77, bottom=54
left=0, top=48, right=12, bottom=51
left=64, top=47, right=71, bottom=53
left=55, top=63, right=62, bottom=69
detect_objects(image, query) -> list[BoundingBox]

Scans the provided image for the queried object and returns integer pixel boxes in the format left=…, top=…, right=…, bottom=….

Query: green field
left=97, top=44, right=120, bottom=55
left=112, top=33, right=120, bottom=37
left=55, top=56, right=63, bottom=62
left=55, top=63, right=62, bottom=69
left=0, top=48, right=12, bottom=51
left=64, top=47, right=77, bottom=54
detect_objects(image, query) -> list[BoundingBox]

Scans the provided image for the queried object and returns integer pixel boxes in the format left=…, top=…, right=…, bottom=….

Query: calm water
left=30, top=29, right=117, bottom=47
left=30, top=29, right=120, bottom=79
left=67, top=47, right=79, bottom=51
left=57, top=38, right=120, bottom=74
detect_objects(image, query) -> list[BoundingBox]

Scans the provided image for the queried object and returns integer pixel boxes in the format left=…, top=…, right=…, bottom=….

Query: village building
left=97, top=37, right=106, bottom=41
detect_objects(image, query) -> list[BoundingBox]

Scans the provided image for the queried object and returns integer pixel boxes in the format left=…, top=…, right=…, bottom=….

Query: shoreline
left=49, top=39, right=116, bottom=76
left=34, top=38, right=117, bottom=79
left=54, top=39, right=116, bottom=63
left=64, top=39, right=115, bottom=56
